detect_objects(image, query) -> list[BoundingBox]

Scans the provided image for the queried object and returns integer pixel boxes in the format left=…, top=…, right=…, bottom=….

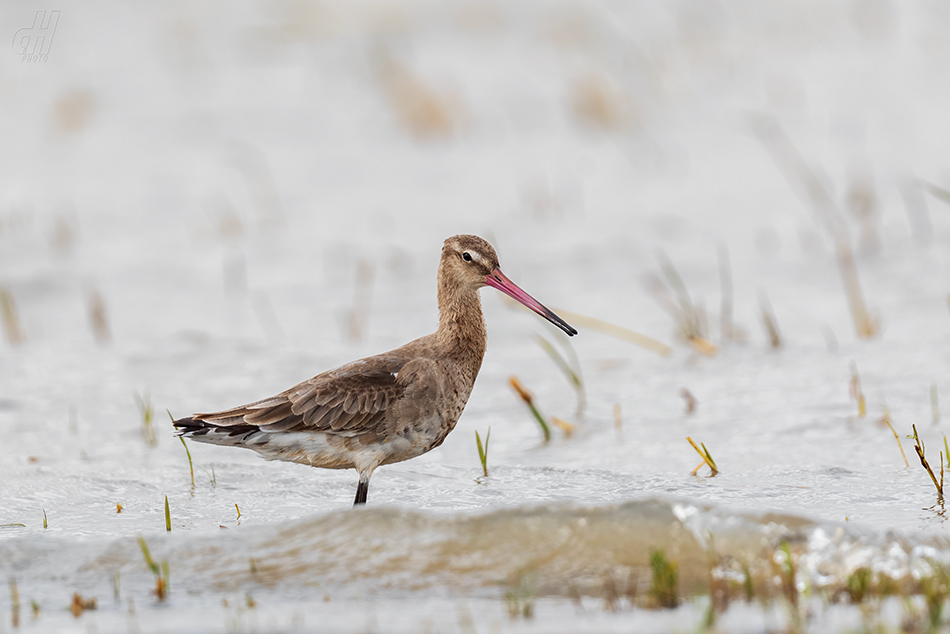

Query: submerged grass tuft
left=921, top=558, right=950, bottom=631
left=845, top=567, right=872, bottom=603
left=504, top=571, right=537, bottom=619
left=776, top=541, right=798, bottom=609
left=648, top=549, right=679, bottom=609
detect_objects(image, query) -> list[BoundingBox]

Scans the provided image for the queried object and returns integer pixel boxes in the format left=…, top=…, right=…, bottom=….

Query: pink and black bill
left=484, top=269, right=577, bottom=337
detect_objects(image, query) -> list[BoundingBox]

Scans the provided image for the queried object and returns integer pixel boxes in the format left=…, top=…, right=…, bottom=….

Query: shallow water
left=3, top=0, right=950, bottom=631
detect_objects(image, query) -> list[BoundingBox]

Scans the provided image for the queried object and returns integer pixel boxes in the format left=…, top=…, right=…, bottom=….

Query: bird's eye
left=462, top=252, right=472, bottom=262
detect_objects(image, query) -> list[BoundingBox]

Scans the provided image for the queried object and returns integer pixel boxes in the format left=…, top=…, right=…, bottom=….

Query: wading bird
left=173, top=235, right=576, bottom=506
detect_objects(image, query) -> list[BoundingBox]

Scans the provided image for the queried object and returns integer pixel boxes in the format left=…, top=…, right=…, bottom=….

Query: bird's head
left=441, top=234, right=577, bottom=336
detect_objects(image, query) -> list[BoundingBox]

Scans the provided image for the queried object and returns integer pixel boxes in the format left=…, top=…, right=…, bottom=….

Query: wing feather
left=189, top=356, right=409, bottom=436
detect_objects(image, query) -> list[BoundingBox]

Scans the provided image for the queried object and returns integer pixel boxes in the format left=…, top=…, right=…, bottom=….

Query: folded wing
left=176, top=357, right=408, bottom=441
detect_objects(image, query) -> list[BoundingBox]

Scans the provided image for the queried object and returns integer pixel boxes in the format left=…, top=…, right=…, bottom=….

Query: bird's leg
left=354, top=476, right=370, bottom=506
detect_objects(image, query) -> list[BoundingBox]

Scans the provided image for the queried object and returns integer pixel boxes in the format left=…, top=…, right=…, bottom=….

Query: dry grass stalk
left=52, top=215, right=76, bottom=254
left=836, top=240, right=878, bottom=339
left=227, top=139, right=284, bottom=222
left=551, top=416, right=576, bottom=438
left=377, top=57, right=464, bottom=139
left=899, top=178, right=933, bottom=245
left=0, top=287, right=25, bottom=345
left=680, top=388, right=697, bottom=414
left=751, top=116, right=878, bottom=339
left=879, top=412, right=909, bottom=467
left=688, top=337, right=718, bottom=356
left=9, top=578, right=19, bottom=628
left=601, top=574, right=620, bottom=612
left=87, top=288, right=110, bottom=345
left=69, top=593, right=96, bottom=618
left=850, top=362, right=867, bottom=418
left=911, top=424, right=943, bottom=498
left=718, top=244, right=734, bottom=341
left=549, top=308, right=671, bottom=356
left=346, top=258, right=373, bottom=342
left=650, top=254, right=718, bottom=356
left=759, top=293, right=782, bottom=348
left=846, top=174, right=881, bottom=253
left=53, top=89, right=95, bottom=134
left=571, top=72, right=629, bottom=131
left=613, top=402, right=623, bottom=442
left=133, top=392, right=157, bottom=447
left=933, top=384, right=940, bottom=425
left=750, top=115, right=843, bottom=235
left=688, top=437, right=718, bottom=476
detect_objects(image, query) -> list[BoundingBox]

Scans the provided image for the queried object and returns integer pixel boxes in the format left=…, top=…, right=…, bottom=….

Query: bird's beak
left=485, top=268, right=577, bottom=336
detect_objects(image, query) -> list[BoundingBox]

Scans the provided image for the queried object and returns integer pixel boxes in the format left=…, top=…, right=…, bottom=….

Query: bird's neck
left=436, top=277, right=487, bottom=368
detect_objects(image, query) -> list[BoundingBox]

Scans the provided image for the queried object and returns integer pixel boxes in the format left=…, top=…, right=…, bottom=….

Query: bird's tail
left=172, top=416, right=261, bottom=447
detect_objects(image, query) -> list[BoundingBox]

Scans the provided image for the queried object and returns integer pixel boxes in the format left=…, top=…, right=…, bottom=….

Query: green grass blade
left=137, top=535, right=160, bottom=576
left=475, top=428, right=490, bottom=477
left=179, top=437, right=195, bottom=488
left=164, top=495, right=171, bottom=532
left=528, top=402, right=551, bottom=442
left=700, top=442, right=718, bottom=472
left=536, top=336, right=582, bottom=389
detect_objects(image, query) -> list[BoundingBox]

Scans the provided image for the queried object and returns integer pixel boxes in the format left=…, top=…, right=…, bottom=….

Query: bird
left=172, top=235, right=576, bottom=506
